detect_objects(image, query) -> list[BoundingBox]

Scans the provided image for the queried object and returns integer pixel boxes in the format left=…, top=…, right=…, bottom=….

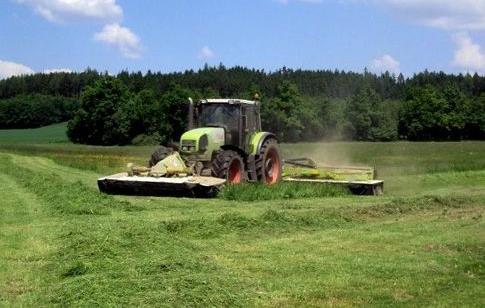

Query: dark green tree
left=399, top=86, right=447, bottom=140
left=262, top=81, right=305, bottom=142
left=466, top=93, right=485, bottom=139
left=158, top=83, right=198, bottom=143
left=67, top=77, right=134, bottom=145
left=343, top=86, right=398, bottom=141
left=0, top=94, right=77, bottom=129
left=261, top=81, right=325, bottom=142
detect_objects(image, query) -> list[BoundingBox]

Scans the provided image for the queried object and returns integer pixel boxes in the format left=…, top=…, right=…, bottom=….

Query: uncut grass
left=0, top=122, right=68, bottom=144
left=0, top=143, right=151, bottom=174
left=219, top=182, right=349, bottom=201
left=282, top=141, right=485, bottom=177
left=3, top=140, right=485, bottom=178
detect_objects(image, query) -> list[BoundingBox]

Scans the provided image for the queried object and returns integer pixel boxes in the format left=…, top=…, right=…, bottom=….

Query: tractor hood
left=180, top=127, right=225, bottom=153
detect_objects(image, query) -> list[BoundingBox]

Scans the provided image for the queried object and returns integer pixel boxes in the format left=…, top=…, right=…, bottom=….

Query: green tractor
left=98, top=98, right=384, bottom=197
left=148, top=98, right=282, bottom=184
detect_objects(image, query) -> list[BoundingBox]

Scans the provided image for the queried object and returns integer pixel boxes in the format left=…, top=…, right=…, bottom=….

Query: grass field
left=0, top=126, right=484, bottom=306
left=0, top=122, right=68, bottom=144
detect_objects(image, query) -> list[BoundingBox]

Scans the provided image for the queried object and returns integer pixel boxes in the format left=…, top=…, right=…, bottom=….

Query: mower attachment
left=98, top=173, right=225, bottom=198
left=282, top=158, right=384, bottom=195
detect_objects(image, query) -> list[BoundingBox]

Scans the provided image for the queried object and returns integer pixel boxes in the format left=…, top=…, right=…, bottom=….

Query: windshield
left=198, top=104, right=239, bottom=131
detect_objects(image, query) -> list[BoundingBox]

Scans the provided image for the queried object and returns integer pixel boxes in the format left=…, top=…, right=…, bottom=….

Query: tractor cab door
left=242, top=105, right=261, bottom=152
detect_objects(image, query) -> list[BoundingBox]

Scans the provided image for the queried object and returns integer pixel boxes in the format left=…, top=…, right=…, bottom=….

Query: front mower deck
left=98, top=173, right=225, bottom=198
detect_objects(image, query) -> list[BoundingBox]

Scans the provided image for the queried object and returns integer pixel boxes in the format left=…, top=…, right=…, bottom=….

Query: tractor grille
left=181, top=140, right=196, bottom=152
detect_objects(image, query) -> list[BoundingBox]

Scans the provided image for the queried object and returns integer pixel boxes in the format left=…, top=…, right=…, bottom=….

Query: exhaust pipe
left=187, top=97, right=194, bottom=130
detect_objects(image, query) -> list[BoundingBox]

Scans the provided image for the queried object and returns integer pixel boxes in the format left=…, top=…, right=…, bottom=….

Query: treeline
left=0, top=64, right=485, bottom=99
left=0, top=66, right=484, bottom=143
left=0, top=94, right=78, bottom=129
left=2, top=65, right=484, bottom=101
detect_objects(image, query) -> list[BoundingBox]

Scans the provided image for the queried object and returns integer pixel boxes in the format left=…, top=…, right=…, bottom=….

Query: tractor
left=148, top=98, right=282, bottom=185
left=98, top=98, right=384, bottom=197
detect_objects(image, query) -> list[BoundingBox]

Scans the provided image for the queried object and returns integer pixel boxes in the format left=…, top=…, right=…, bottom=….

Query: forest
left=0, top=65, right=484, bottom=144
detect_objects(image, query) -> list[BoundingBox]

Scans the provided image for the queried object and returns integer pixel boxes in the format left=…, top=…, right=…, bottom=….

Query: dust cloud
left=281, top=141, right=358, bottom=168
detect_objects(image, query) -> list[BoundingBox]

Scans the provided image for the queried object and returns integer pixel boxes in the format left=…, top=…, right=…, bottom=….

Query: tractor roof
left=200, top=98, right=258, bottom=105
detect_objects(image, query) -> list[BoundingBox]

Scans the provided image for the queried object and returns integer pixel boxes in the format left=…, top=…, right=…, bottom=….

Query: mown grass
left=0, top=127, right=484, bottom=306
left=0, top=150, right=484, bottom=306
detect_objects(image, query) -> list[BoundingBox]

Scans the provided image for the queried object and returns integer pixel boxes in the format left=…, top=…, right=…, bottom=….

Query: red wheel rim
left=228, top=159, right=242, bottom=184
left=265, top=148, right=280, bottom=184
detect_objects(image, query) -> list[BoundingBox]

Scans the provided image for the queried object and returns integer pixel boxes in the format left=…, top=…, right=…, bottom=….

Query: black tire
left=255, top=138, right=282, bottom=184
left=148, top=146, right=173, bottom=167
left=211, top=150, right=245, bottom=184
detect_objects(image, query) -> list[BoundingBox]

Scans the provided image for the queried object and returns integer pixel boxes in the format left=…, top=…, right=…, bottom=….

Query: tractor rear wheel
left=148, top=146, right=173, bottom=167
left=256, top=138, right=282, bottom=184
left=211, top=150, right=244, bottom=184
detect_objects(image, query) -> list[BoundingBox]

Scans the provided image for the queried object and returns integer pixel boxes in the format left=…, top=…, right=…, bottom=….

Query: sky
left=0, top=0, right=484, bottom=79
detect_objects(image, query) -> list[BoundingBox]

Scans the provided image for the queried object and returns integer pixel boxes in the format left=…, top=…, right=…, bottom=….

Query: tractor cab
left=190, top=99, right=261, bottom=151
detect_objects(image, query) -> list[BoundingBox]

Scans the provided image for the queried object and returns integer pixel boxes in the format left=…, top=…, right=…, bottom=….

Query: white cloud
left=452, top=32, right=485, bottom=74
left=43, top=68, right=73, bottom=74
left=0, top=60, right=77, bottom=79
left=94, top=23, right=142, bottom=59
left=15, top=0, right=122, bottom=23
left=364, top=0, right=485, bottom=31
left=14, top=0, right=142, bottom=59
left=0, top=59, right=34, bottom=79
left=198, top=46, right=215, bottom=60
left=355, top=1, right=485, bottom=74
left=370, top=54, right=400, bottom=74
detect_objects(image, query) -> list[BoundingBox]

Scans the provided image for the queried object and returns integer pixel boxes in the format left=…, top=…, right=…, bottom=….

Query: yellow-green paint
left=282, top=166, right=375, bottom=181
left=180, top=127, right=225, bottom=160
left=249, top=132, right=269, bottom=155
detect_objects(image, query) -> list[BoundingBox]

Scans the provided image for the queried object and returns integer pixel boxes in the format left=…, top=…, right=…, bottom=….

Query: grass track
left=0, top=172, right=57, bottom=305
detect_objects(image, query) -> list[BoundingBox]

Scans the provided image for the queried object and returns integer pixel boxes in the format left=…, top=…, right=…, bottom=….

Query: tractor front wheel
left=256, top=138, right=282, bottom=184
left=211, top=150, right=244, bottom=184
left=148, top=146, right=173, bottom=167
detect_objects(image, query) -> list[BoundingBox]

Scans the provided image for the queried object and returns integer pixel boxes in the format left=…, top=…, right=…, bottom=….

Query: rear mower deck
left=282, top=177, right=384, bottom=195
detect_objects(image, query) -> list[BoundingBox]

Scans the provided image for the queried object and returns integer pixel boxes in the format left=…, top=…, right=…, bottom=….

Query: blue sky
left=1, top=0, right=484, bottom=78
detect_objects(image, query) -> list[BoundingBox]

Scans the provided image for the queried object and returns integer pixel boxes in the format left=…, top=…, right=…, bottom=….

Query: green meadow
left=0, top=125, right=484, bottom=306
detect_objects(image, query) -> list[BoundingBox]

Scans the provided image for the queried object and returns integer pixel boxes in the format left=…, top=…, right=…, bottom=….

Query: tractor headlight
left=199, top=134, right=208, bottom=152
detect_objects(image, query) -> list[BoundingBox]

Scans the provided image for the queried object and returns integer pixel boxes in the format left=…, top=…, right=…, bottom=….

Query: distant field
left=2, top=140, right=485, bottom=196
left=0, top=122, right=68, bottom=144
left=0, top=127, right=484, bottom=306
